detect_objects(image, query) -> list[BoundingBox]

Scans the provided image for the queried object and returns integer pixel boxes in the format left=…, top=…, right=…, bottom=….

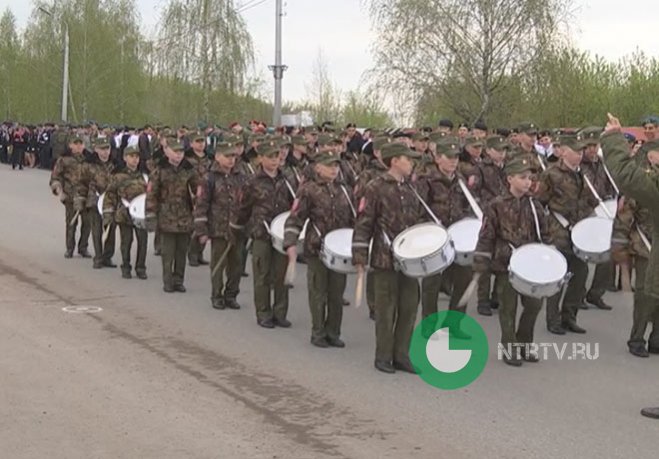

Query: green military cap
left=291, top=135, right=307, bottom=146
left=166, top=137, right=185, bottom=151
left=464, top=135, right=485, bottom=147
left=372, top=136, right=390, bottom=150
left=380, top=142, right=422, bottom=160
left=69, top=134, right=84, bottom=144
left=315, top=153, right=342, bottom=165
left=504, top=157, right=534, bottom=176
left=559, top=134, right=587, bottom=151
left=318, top=134, right=341, bottom=146
left=412, top=132, right=430, bottom=141
left=485, top=135, right=510, bottom=150
left=123, top=145, right=139, bottom=156
left=93, top=137, right=111, bottom=148
left=436, top=137, right=462, bottom=157
left=579, top=126, right=602, bottom=145
left=257, top=139, right=280, bottom=157
left=278, top=135, right=293, bottom=147
left=191, top=132, right=206, bottom=142
left=516, top=122, right=539, bottom=135
left=428, top=131, right=448, bottom=143
left=214, top=142, right=236, bottom=156
left=248, top=134, right=265, bottom=143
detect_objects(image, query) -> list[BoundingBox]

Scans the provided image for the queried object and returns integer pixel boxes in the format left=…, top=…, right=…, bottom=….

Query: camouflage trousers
left=477, top=270, right=501, bottom=306
left=64, top=203, right=91, bottom=254
left=210, top=236, right=243, bottom=301
left=366, top=271, right=376, bottom=315
left=421, top=263, right=472, bottom=333
left=89, top=209, right=116, bottom=265
left=119, top=224, right=147, bottom=275
left=373, top=269, right=419, bottom=363
left=251, top=239, right=289, bottom=322
left=307, top=257, right=347, bottom=340
left=495, top=273, right=542, bottom=347
left=587, top=260, right=613, bottom=301
left=160, top=232, right=191, bottom=288
left=188, top=233, right=208, bottom=264
left=629, top=257, right=659, bottom=348
left=546, top=254, right=588, bottom=327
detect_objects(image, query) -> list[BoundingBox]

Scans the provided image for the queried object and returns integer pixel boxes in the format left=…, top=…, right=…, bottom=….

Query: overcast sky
left=3, top=0, right=658, bottom=105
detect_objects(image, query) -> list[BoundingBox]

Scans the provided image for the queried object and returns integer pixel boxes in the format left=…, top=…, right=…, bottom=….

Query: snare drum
left=571, top=216, right=613, bottom=264
left=321, top=228, right=356, bottom=274
left=448, top=218, right=482, bottom=266
left=392, top=223, right=454, bottom=278
left=509, top=243, right=568, bottom=298
left=594, top=198, right=617, bottom=219
left=270, top=211, right=307, bottom=255
left=97, top=192, right=106, bottom=215
left=129, top=193, right=148, bottom=230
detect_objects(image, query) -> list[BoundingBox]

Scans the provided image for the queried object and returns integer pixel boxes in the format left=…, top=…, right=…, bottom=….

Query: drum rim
left=393, top=222, right=450, bottom=258
left=509, top=243, right=568, bottom=283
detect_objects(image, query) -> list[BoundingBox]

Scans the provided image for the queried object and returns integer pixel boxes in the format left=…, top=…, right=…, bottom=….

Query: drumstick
left=619, top=263, right=633, bottom=293
left=457, top=273, right=481, bottom=308
left=102, top=223, right=112, bottom=244
left=211, top=242, right=233, bottom=278
left=69, top=210, right=80, bottom=226
left=354, top=268, right=365, bottom=308
left=284, top=260, right=296, bottom=287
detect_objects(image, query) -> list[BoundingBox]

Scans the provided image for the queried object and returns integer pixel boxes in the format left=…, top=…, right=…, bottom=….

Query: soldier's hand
left=102, top=214, right=113, bottom=228
left=468, top=175, right=476, bottom=188
left=199, top=235, right=209, bottom=245
left=145, top=217, right=157, bottom=233
left=605, top=113, right=622, bottom=133
left=51, top=184, right=62, bottom=196
left=73, top=199, right=85, bottom=212
left=59, top=192, right=68, bottom=203
left=286, top=246, right=297, bottom=263
left=356, top=264, right=365, bottom=276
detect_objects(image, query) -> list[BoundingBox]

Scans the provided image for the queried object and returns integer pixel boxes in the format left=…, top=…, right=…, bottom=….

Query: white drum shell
left=508, top=244, right=568, bottom=299
left=129, top=193, right=147, bottom=230
left=270, top=211, right=307, bottom=255
left=448, top=218, right=482, bottom=266
left=594, top=199, right=618, bottom=219
left=97, top=192, right=105, bottom=215
left=571, top=217, right=613, bottom=264
left=392, top=223, right=455, bottom=278
left=321, top=228, right=356, bottom=274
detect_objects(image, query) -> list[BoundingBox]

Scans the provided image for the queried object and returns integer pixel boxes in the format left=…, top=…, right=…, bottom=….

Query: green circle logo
left=409, top=311, right=489, bottom=390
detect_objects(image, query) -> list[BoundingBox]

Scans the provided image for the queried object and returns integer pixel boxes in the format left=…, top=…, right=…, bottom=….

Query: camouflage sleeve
left=234, top=177, right=255, bottom=231
left=283, top=186, right=310, bottom=251
left=193, top=175, right=211, bottom=238
left=74, top=163, right=91, bottom=209
left=104, top=174, right=118, bottom=217
left=535, top=170, right=553, bottom=207
left=49, top=157, right=64, bottom=194
left=611, top=196, right=633, bottom=263
left=536, top=200, right=552, bottom=245
left=414, top=175, right=432, bottom=224
left=145, top=168, right=160, bottom=220
left=602, top=131, right=659, bottom=208
left=473, top=204, right=496, bottom=273
left=352, top=181, right=377, bottom=266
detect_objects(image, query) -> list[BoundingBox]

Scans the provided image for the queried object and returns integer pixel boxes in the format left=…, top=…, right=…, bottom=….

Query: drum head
left=572, top=217, right=613, bottom=253
left=510, top=244, right=567, bottom=283
left=594, top=199, right=617, bottom=219
left=97, top=192, right=105, bottom=215
left=448, top=218, right=481, bottom=253
left=393, top=223, right=449, bottom=258
left=324, top=229, right=353, bottom=258
left=270, top=211, right=290, bottom=238
left=129, top=193, right=147, bottom=220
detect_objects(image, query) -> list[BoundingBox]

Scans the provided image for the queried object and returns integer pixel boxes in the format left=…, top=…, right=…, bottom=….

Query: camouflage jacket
left=283, top=177, right=355, bottom=257
left=146, top=158, right=200, bottom=233
left=338, top=159, right=357, bottom=188
left=185, top=150, right=212, bottom=178
left=414, top=153, right=436, bottom=177
left=458, top=156, right=482, bottom=187
left=193, top=161, right=242, bottom=239
left=354, top=158, right=388, bottom=200
left=77, top=155, right=117, bottom=209
left=234, top=169, right=296, bottom=241
left=417, top=168, right=475, bottom=227
left=236, top=155, right=258, bottom=177
left=49, top=153, right=86, bottom=203
left=580, top=155, right=617, bottom=200
left=104, top=166, right=148, bottom=225
left=611, top=196, right=653, bottom=260
left=342, top=150, right=364, bottom=177
left=536, top=161, right=598, bottom=254
left=352, top=173, right=423, bottom=270
left=283, top=154, right=309, bottom=189
left=473, top=157, right=507, bottom=207
left=474, top=193, right=552, bottom=274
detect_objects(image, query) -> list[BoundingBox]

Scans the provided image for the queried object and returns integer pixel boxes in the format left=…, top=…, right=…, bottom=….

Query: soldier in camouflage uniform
left=474, top=157, right=551, bottom=366
left=283, top=135, right=309, bottom=189
left=194, top=141, right=244, bottom=311
left=186, top=132, right=212, bottom=267
left=234, top=140, right=296, bottom=328
left=417, top=137, right=478, bottom=338
left=104, top=146, right=148, bottom=279
left=146, top=138, right=200, bottom=293
left=510, top=123, right=546, bottom=174
left=458, top=135, right=484, bottom=187
left=284, top=153, right=356, bottom=348
left=580, top=127, right=616, bottom=310
left=536, top=134, right=599, bottom=334
left=352, top=142, right=423, bottom=374
left=49, top=135, right=92, bottom=258
left=77, top=137, right=117, bottom=269
left=473, top=135, right=509, bottom=316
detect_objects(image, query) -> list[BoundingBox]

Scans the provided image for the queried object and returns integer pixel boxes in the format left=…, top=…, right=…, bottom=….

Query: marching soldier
left=536, top=134, right=599, bottom=335
left=227, top=134, right=254, bottom=278
left=194, top=141, right=244, bottom=310
left=49, top=134, right=92, bottom=258
left=283, top=135, right=309, bottom=188
left=234, top=140, right=296, bottom=328
left=104, top=146, right=148, bottom=279
left=458, top=135, right=484, bottom=185
left=146, top=137, right=200, bottom=293
left=77, top=137, right=117, bottom=269
left=473, top=157, right=551, bottom=366
left=284, top=153, right=356, bottom=348
left=352, top=142, right=423, bottom=374
left=186, top=132, right=212, bottom=267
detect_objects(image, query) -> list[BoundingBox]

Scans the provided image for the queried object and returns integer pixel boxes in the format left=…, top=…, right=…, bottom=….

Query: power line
left=237, top=0, right=271, bottom=13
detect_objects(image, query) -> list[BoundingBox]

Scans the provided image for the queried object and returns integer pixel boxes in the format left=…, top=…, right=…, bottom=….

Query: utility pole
left=39, top=7, right=69, bottom=123
left=269, top=0, right=287, bottom=127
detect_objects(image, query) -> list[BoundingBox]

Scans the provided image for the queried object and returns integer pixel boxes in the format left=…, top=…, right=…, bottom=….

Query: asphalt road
left=1, top=165, right=657, bottom=459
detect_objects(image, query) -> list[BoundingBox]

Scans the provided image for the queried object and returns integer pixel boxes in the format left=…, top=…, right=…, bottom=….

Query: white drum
left=270, top=211, right=307, bottom=255
left=321, top=228, right=356, bottom=274
left=448, top=218, right=482, bottom=266
left=571, top=216, right=613, bottom=264
left=594, top=198, right=617, bottom=219
left=129, top=193, right=147, bottom=230
left=509, top=244, right=568, bottom=298
left=392, top=223, right=454, bottom=278
left=97, top=192, right=106, bottom=215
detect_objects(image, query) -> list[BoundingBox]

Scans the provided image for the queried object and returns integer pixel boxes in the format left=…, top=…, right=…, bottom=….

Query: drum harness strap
left=406, top=183, right=443, bottom=226
left=529, top=197, right=543, bottom=243
left=637, top=224, right=653, bottom=252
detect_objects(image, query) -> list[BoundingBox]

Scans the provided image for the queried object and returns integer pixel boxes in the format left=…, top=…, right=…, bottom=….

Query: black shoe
left=79, top=250, right=92, bottom=258
left=311, top=337, right=329, bottom=348
left=273, top=317, right=291, bottom=328
left=490, top=300, right=499, bottom=310
left=326, top=337, right=345, bottom=348
left=629, top=345, right=650, bottom=358
left=563, top=321, right=587, bottom=334
left=154, top=250, right=161, bottom=256
left=477, top=303, right=493, bottom=316
left=258, top=318, right=275, bottom=329
left=548, top=324, right=566, bottom=335
left=520, top=348, right=540, bottom=363
left=374, top=359, right=395, bottom=374
left=641, top=407, right=659, bottom=419
left=136, top=272, right=147, bottom=280
left=369, top=310, right=375, bottom=321
left=342, top=298, right=350, bottom=306
left=241, top=272, right=249, bottom=278
left=163, top=285, right=175, bottom=293
left=198, top=258, right=209, bottom=266
left=503, top=355, right=523, bottom=367
left=93, top=262, right=103, bottom=269
left=579, top=302, right=589, bottom=310
left=64, top=251, right=73, bottom=259
left=586, top=295, right=613, bottom=311
left=103, top=260, right=117, bottom=268
left=224, top=298, right=241, bottom=310
left=212, top=298, right=226, bottom=310
left=174, top=284, right=186, bottom=293
left=122, top=271, right=132, bottom=279
left=189, top=259, right=200, bottom=267
left=648, top=347, right=659, bottom=355
left=393, top=359, right=417, bottom=374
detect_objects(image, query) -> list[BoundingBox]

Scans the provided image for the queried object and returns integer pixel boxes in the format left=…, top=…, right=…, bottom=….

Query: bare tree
left=305, top=49, right=343, bottom=124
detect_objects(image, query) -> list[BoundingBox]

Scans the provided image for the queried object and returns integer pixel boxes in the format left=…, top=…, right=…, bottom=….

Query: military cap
left=516, top=122, right=539, bottom=135
left=485, top=135, right=510, bottom=150
left=123, top=145, right=139, bottom=156
left=436, top=137, right=462, bottom=157
left=318, top=134, right=341, bottom=146
left=465, top=135, right=485, bottom=147
left=579, top=126, right=602, bottom=145
left=412, top=132, right=430, bottom=141
left=372, top=136, right=391, bottom=151
left=496, top=127, right=511, bottom=137
left=214, top=142, right=237, bottom=156
left=624, top=132, right=637, bottom=143
left=68, top=134, right=84, bottom=144
left=315, top=153, right=342, bottom=165
left=438, top=118, right=454, bottom=129
left=93, top=137, right=111, bottom=148
left=428, top=131, right=448, bottom=143
left=278, top=135, right=293, bottom=146
left=257, top=139, right=280, bottom=157
left=380, top=142, right=421, bottom=160
left=248, top=134, right=265, bottom=143
left=191, top=132, right=206, bottom=142
left=291, top=135, right=307, bottom=146
left=166, top=137, right=185, bottom=151
left=473, top=121, right=488, bottom=132
left=224, top=134, right=243, bottom=146
left=559, top=134, right=587, bottom=151
left=458, top=122, right=470, bottom=129
left=504, top=157, right=534, bottom=176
